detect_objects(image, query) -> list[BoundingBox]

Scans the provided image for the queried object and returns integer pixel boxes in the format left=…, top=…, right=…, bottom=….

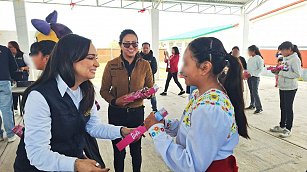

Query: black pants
left=13, top=75, right=28, bottom=110
left=247, top=76, right=262, bottom=110
left=279, top=89, right=297, bottom=131
left=108, top=105, right=144, bottom=172
left=164, top=72, right=184, bottom=92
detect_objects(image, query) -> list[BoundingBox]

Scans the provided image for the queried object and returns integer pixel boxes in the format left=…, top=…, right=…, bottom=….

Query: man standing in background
left=140, top=42, right=158, bottom=112
left=0, top=45, right=18, bottom=143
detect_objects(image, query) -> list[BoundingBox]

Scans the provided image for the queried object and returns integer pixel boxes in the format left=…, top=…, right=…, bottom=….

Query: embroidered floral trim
left=149, top=126, right=165, bottom=138
left=185, top=89, right=234, bottom=115
left=183, top=114, right=191, bottom=127
left=183, top=89, right=238, bottom=138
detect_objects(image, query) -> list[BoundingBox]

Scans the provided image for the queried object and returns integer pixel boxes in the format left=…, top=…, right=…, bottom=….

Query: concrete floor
left=1, top=76, right=307, bottom=172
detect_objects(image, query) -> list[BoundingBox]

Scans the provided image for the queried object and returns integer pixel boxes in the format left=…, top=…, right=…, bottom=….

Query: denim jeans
left=150, top=95, right=157, bottom=111
left=0, top=81, right=15, bottom=138
left=247, top=76, right=263, bottom=110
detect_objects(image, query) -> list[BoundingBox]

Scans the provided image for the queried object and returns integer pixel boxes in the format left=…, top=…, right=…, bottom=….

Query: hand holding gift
left=267, top=65, right=289, bottom=72
left=115, top=95, right=134, bottom=107
left=243, top=70, right=251, bottom=80
left=124, top=85, right=159, bottom=102
left=144, top=112, right=164, bottom=130
left=116, top=108, right=168, bottom=151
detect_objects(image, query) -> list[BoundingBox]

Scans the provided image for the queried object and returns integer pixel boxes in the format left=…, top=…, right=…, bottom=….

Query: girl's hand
left=144, top=112, right=163, bottom=130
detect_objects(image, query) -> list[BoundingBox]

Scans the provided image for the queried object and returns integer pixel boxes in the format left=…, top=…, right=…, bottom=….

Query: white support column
left=241, top=12, right=250, bottom=58
left=13, top=0, right=30, bottom=54
left=13, top=0, right=37, bottom=80
left=151, top=8, right=160, bottom=80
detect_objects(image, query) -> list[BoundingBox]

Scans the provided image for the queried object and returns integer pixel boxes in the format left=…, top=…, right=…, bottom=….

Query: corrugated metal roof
left=169, top=0, right=250, bottom=5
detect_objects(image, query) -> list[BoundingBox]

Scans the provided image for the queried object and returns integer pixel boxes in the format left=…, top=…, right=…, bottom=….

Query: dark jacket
left=14, top=79, right=90, bottom=172
left=140, top=50, right=158, bottom=76
left=0, top=45, right=18, bottom=81
left=100, top=55, right=153, bottom=108
left=14, top=51, right=29, bottom=81
left=239, top=56, right=247, bottom=70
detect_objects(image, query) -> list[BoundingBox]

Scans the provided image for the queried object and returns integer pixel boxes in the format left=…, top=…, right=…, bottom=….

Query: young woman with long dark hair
left=160, top=46, right=185, bottom=96
left=8, top=41, right=31, bottom=114
left=14, top=34, right=133, bottom=172
left=270, top=41, right=302, bottom=138
left=144, top=37, right=249, bottom=172
left=246, top=45, right=264, bottom=114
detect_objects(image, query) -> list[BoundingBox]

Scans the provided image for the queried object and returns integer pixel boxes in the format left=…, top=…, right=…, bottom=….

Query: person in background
left=270, top=41, right=302, bottom=138
left=160, top=47, right=185, bottom=96
left=0, top=45, right=18, bottom=143
left=144, top=37, right=249, bottom=171
left=29, top=40, right=56, bottom=71
left=100, top=29, right=153, bottom=172
left=231, top=46, right=247, bottom=70
left=246, top=45, right=264, bottom=114
left=8, top=41, right=31, bottom=114
left=14, top=34, right=133, bottom=172
left=140, top=42, right=158, bottom=112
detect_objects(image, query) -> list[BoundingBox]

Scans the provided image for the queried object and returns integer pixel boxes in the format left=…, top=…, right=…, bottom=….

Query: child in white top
left=145, top=37, right=249, bottom=172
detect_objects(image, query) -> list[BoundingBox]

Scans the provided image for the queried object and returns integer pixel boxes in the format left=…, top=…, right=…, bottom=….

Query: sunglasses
left=122, top=42, right=138, bottom=48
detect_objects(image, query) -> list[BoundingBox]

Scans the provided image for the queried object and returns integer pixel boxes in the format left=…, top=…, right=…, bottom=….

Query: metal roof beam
left=245, top=0, right=269, bottom=14
left=163, top=3, right=179, bottom=11
left=99, top=0, right=115, bottom=6
left=182, top=4, right=197, bottom=12
left=44, top=0, right=53, bottom=3
left=215, top=6, right=228, bottom=14
left=6, top=0, right=247, bottom=15
left=243, top=0, right=270, bottom=14
left=75, top=0, right=87, bottom=4
left=199, top=5, right=213, bottom=13
left=122, top=1, right=137, bottom=8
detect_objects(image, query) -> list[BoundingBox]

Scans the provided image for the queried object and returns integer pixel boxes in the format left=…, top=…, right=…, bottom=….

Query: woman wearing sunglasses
left=14, top=34, right=133, bottom=172
left=100, top=29, right=153, bottom=172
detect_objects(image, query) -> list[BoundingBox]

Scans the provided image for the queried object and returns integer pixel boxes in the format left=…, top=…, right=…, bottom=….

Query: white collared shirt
left=24, top=75, right=122, bottom=171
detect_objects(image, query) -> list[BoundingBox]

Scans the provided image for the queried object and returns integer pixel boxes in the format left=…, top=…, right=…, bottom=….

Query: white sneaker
left=0, top=136, right=4, bottom=142
left=269, top=126, right=285, bottom=133
left=8, top=135, right=17, bottom=143
left=279, top=129, right=291, bottom=138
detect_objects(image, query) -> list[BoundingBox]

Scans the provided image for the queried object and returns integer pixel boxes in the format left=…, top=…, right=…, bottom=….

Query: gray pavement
left=1, top=76, right=307, bottom=172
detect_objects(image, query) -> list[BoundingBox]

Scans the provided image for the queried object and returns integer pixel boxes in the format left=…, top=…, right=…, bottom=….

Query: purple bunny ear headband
left=31, top=10, right=57, bottom=35
left=31, top=10, right=72, bottom=39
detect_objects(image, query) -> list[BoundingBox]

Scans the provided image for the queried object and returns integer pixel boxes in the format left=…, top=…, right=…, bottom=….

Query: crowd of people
left=0, top=27, right=303, bottom=171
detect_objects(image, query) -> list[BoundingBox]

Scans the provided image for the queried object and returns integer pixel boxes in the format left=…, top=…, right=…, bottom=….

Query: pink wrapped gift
left=243, top=70, right=251, bottom=80
left=267, top=65, right=288, bottom=71
left=12, top=125, right=24, bottom=138
left=124, top=85, right=159, bottom=102
left=116, top=108, right=168, bottom=151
